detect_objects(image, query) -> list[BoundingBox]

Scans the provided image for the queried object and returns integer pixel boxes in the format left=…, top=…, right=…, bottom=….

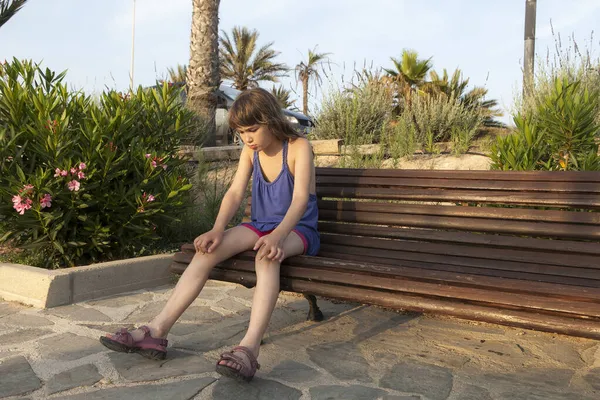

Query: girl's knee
left=254, top=254, right=280, bottom=270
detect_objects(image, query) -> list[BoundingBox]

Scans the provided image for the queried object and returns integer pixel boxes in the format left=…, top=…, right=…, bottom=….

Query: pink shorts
left=240, top=223, right=310, bottom=255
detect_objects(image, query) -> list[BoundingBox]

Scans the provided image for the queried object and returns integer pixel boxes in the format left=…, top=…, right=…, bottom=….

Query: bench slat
left=316, top=222, right=600, bottom=255
left=316, top=176, right=600, bottom=193
left=320, top=233, right=600, bottom=269
left=174, top=249, right=600, bottom=302
left=318, top=244, right=600, bottom=282
left=316, top=186, right=600, bottom=208
left=318, top=200, right=600, bottom=225
left=319, top=209, right=600, bottom=240
left=316, top=168, right=600, bottom=183
left=171, top=254, right=600, bottom=317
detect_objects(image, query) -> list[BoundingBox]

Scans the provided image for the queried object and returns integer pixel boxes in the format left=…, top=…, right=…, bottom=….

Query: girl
left=100, top=88, right=320, bottom=382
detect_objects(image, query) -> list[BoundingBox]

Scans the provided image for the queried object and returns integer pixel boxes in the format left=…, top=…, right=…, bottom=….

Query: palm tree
left=167, top=64, right=187, bottom=84
left=0, top=0, right=27, bottom=26
left=187, top=0, right=221, bottom=146
left=219, top=26, right=287, bottom=90
left=428, top=68, right=504, bottom=127
left=270, top=86, right=295, bottom=109
left=385, top=49, right=432, bottom=100
left=295, top=47, right=330, bottom=115
left=0, top=0, right=27, bottom=28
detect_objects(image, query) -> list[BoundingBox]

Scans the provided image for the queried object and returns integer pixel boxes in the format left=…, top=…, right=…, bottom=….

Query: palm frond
left=0, top=0, right=27, bottom=28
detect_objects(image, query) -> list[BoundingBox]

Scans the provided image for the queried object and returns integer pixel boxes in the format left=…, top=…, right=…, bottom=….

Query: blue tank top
left=250, top=140, right=319, bottom=233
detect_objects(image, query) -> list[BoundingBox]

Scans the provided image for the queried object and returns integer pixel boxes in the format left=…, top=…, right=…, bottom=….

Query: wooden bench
left=171, top=168, right=600, bottom=339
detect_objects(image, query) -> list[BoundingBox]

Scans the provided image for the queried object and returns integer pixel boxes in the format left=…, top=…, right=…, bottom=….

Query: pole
left=523, top=0, right=537, bottom=96
left=130, top=0, right=136, bottom=90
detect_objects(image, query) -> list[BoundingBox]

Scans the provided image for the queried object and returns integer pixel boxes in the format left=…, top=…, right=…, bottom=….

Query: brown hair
left=228, top=88, right=302, bottom=140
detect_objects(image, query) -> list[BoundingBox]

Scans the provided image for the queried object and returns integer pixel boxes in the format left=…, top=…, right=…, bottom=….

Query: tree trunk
left=187, top=0, right=221, bottom=147
left=302, top=75, right=309, bottom=116
left=523, top=0, right=537, bottom=96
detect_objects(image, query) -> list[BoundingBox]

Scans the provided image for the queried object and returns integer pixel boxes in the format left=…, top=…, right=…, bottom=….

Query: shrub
left=0, top=59, right=195, bottom=268
left=492, top=77, right=600, bottom=171
left=312, top=69, right=394, bottom=145
left=395, top=93, right=483, bottom=154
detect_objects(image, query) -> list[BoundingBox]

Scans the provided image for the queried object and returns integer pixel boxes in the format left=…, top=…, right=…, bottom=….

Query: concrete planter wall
left=0, top=254, right=173, bottom=309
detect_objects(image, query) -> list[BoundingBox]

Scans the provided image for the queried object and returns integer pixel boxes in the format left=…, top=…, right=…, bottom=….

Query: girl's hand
left=194, top=229, right=224, bottom=254
left=254, top=232, right=286, bottom=262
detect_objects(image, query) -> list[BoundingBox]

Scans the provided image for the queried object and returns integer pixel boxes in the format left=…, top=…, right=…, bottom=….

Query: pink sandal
left=216, top=346, right=261, bottom=382
left=99, top=325, right=168, bottom=360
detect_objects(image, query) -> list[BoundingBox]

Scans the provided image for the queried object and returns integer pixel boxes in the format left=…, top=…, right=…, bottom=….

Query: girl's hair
left=228, top=88, right=302, bottom=140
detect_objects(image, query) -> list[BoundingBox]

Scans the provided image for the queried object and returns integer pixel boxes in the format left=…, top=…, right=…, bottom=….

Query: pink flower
left=68, top=180, right=80, bottom=192
left=13, top=198, right=32, bottom=215
left=61, top=170, right=68, bottom=177
left=77, top=171, right=86, bottom=179
left=14, top=203, right=26, bottom=215
left=79, top=162, right=86, bottom=170
left=54, top=168, right=62, bottom=177
left=161, top=164, right=167, bottom=170
left=40, top=194, right=52, bottom=209
left=70, top=168, right=77, bottom=174
left=12, top=194, right=22, bottom=204
left=147, top=194, right=155, bottom=202
left=151, top=160, right=157, bottom=168
left=23, top=184, right=34, bottom=191
left=145, top=154, right=152, bottom=159
left=137, top=206, right=145, bottom=213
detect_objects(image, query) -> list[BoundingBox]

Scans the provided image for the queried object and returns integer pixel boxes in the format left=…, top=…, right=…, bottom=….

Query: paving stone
left=382, top=396, right=421, bottom=400
left=0, top=313, right=54, bottom=327
left=228, top=286, right=255, bottom=301
left=212, top=377, right=301, bottom=400
left=380, top=361, right=453, bottom=400
left=537, top=342, right=585, bottom=367
left=46, top=364, right=102, bottom=395
left=349, top=307, right=416, bottom=340
left=307, top=341, right=372, bottom=383
left=197, top=286, right=231, bottom=300
left=455, top=384, right=493, bottom=400
left=85, top=292, right=155, bottom=307
left=0, top=356, right=42, bottom=397
left=0, top=350, right=16, bottom=359
left=125, top=301, right=167, bottom=322
left=175, top=317, right=248, bottom=352
left=46, top=305, right=111, bottom=322
left=583, top=367, right=600, bottom=390
left=483, top=368, right=574, bottom=391
left=82, top=323, right=136, bottom=334
left=180, top=305, right=222, bottom=322
left=169, top=322, right=202, bottom=336
left=60, top=377, right=215, bottom=400
left=0, top=328, right=53, bottom=345
left=269, top=360, right=320, bottom=383
left=0, top=302, right=27, bottom=317
left=216, top=298, right=250, bottom=314
left=496, top=387, right=593, bottom=400
left=39, top=333, right=105, bottom=361
left=309, top=384, right=386, bottom=400
left=109, top=349, right=213, bottom=382
left=417, top=316, right=504, bottom=335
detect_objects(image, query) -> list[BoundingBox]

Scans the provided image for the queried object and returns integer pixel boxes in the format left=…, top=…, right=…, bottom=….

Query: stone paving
left=1, top=280, right=599, bottom=399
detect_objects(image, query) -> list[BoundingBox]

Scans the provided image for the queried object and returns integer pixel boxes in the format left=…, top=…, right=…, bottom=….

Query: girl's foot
left=216, top=346, right=260, bottom=382
left=99, top=325, right=168, bottom=360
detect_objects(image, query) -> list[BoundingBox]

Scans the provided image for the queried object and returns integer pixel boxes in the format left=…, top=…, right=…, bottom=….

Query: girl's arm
left=212, top=145, right=253, bottom=232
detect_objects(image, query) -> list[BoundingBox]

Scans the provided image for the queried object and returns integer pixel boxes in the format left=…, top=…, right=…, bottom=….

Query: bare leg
left=218, top=231, right=305, bottom=370
left=130, top=226, right=258, bottom=340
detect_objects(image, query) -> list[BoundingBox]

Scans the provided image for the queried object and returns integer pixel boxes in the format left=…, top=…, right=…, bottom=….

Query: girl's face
left=237, top=124, right=278, bottom=152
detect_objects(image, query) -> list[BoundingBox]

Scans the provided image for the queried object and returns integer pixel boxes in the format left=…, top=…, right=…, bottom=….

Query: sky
left=2, top=0, right=600, bottom=124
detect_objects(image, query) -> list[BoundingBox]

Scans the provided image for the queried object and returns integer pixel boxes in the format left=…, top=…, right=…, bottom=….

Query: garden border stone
left=0, top=254, right=173, bottom=308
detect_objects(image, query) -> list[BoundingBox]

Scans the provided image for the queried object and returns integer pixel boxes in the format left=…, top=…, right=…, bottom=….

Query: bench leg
left=304, top=294, right=324, bottom=322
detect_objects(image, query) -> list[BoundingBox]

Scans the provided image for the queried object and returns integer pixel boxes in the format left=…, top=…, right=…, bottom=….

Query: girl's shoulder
left=288, top=136, right=312, bottom=153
